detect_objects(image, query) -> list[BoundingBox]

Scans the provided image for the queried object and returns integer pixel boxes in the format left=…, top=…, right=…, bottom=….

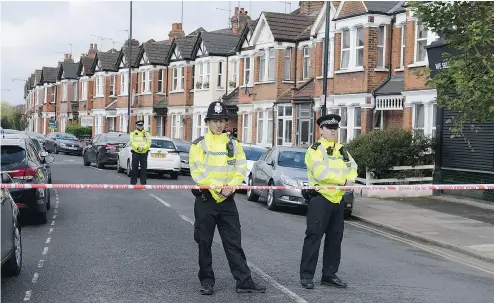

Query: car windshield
left=106, top=134, right=130, bottom=143
left=277, top=150, right=307, bottom=169
left=59, top=134, right=78, bottom=141
left=1, top=129, right=20, bottom=134
left=0, top=146, right=26, bottom=165
left=175, top=143, right=190, bottom=153
left=151, top=139, right=175, bottom=149
left=243, top=147, right=265, bottom=161
left=27, top=131, right=45, bottom=139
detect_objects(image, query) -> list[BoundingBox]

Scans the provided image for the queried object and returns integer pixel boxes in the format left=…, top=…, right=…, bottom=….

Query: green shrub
left=65, top=125, right=92, bottom=139
left=346, top=128, right=436, bottom=179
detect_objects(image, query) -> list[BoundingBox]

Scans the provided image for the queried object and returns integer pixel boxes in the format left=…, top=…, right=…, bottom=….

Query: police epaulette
left=192, top=136, right=204, bottom=145
left=311, top=142, right=321, bottom=150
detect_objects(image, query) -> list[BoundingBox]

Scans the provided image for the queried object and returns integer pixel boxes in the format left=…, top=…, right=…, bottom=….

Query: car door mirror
left=1, top=173, right=13, bottom=184
left=45, top=155, right=55, bottom=164
left=40, top=151, right=48, bottom=158
left=268, top=160, right=275, bottom=167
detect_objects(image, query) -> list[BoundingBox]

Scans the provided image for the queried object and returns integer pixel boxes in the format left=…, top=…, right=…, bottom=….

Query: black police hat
left=136, top=120, right=144, bottom=126
left=205, top=101, right=229, bottom=121
left=317, top=114, right=341, bottom=129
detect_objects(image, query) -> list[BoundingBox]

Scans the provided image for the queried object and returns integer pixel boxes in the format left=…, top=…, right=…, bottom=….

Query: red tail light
left=105, top=144, right=117, bottom=150
left=8, top=168, right=38, bottom=180
left=168, top=149, right=179, bottom=154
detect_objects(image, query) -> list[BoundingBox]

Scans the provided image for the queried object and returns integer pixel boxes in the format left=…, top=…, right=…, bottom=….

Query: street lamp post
left=321, top=2, right=331, bottom=116
left=127, top=1, right=133, bottom=134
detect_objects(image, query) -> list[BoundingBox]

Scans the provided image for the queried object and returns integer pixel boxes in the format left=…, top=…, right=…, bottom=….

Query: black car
left=172, top=139, right=191, bottom=175
left=44, top=132, right=83, bottom=155
left=1, top=134, right=54, bottom=224
left=27, top=135, right=52, bottom=184
left=1, top=172, right=22, bottom=277
left=83, top=132, right=130, bottom=168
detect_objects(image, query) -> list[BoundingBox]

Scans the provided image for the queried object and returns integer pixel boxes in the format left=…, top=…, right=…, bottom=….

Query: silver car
left=1, top=173, right=22, bottom=276
left=246, top=146, right=309, bottom=210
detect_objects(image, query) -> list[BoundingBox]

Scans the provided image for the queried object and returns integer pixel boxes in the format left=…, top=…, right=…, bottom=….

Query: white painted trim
left=334, top=1, right=344, bottom=20
left=335, top=14, right=392, bottom=31
left=395, top=12, right=406, bottom=26
left=311, top=1, right=337, bottom=37
left=402, top=89, right=437, bottom=105
left=251, top=13, right=275, bottom=47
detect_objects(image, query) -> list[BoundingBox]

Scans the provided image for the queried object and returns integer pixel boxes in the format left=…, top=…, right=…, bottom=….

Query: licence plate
left=151, top=153, right=166, bottom=158
left=67, top=146, right=77, bottom=150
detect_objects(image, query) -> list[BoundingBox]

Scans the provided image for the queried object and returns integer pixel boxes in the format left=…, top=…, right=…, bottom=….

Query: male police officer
left=189, top=101, right=266, bottom=295
left=129, top=120, right=151, bottom=185
left=300, top=114, right=358, bottom=289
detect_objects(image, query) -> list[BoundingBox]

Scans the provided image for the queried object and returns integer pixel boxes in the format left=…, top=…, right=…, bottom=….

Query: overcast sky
left=1, top=0, right=298, bottom=105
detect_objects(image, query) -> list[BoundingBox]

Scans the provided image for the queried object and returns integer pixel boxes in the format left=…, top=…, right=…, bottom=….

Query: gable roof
left=195, top=32, right=240, bottom=57
left=335, top=1, right=404, bottom=20
left=40, top=66, right=59, bottom=84
left=170, top=36, right=198, bottom=61
left=262, top=12, right=317, bottom=42
left=188, top=27, right=207, bottom=36
left=59, top=62, right=80, bottom=80
left=140, top=40, right=171, bottom=65
left=35, top=70, right=42, bottom=86
left=94, top=50, right=120, bottom=72
left=236, top=19, right=259, bottom=52
left=79, top=56, right=95, bottom=76
left=121, top=45, right=140, bottom=68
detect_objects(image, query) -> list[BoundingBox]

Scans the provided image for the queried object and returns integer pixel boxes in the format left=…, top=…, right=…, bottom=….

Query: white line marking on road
left=38, top=260, right=44, bottom=268
left=348, top=221, right=494, bottom=276
left=54, top=210, right=58, bottom=214
left=90, top=166, right=104, bottom=171
left=51, top=220, right=55, bottom=226
left=48, top=228, right=54, bottom=234
left=179, top=214, right=195, bottom=225
left=42, top=247, right=49, bottom=255
left=32, top=273, right=39, bottom=283
left=23, top=290, right=32, bottom=301
left=149, top=194, right=171, bottom=207
left=64, top=159, right=76, bottom=162
left=46, top=237, right=51, bottom=244
left=52, top=215, right=57, bottom=219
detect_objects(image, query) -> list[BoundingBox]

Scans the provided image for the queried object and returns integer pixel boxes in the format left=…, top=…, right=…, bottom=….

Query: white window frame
left=120, top=72, right=128, bottom=95
left=415, top=23, right=428, bottom=63
left=156, top=116, right=163, bottom=136
left=43, top=87, right=47, bottom=104
left=108, top=117, right=115, bottom=132
left=203, top=62, right=209, bottom=89
left=400, top=25, right=406, bottom=68
left=243, top=57, right=251, bottom=86
left=82, top=80, right=88, bottom=100
left=119, top=115, right=125, bottom=132
left=377, top=25, right=386, bottom=68
left=195, top=114, right=202, bottom=139
left=232, top=60, right=238, bottom=82
left=51, top=87, right=56, bottom=104
left=268, top=48, right=275, bottom=81
left=258, top=50, right=265, bottom=81
left=217, top=61, right=223, bottom=88
left=72, top=82, right=77, bottom=101
left=303, top=46, right=310, bottom=79
left=257, top=111, right=264, bottom=144
left=96, top=76, right=104, bottom=97
left=340, top=29, right=351, bottom=69
left=412, top=103, right=425, bottom=135
left=63, top=82, right=68, bottom=101
left=180, top=66, right=185, bottom=90
left=242, top=113, right=250, bottom=143
left=277, top=104, right=292, bottom=146
left=141, top=71, right=147, bottom=93
left=172, top=67, right=178, bottom=91
left=284, top=48, right=292, bottom=80
left=353, top=106, right=362, bottom=138
left=431, top=103, right=437, bottom=138
left=355, top=27, right=364, bottom=68
left=198, top=63, right=203, bottom=85
left=339, top=107, right=348, bottom=143
left=158, top=70, right=164, bottom=93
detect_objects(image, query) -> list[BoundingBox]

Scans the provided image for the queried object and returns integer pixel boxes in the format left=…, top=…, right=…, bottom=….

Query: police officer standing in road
left=300, top=114, right=358, bottom=289
left=129, top=120, right=151, bottom=185
left=189, top=101, right=266, bottom=295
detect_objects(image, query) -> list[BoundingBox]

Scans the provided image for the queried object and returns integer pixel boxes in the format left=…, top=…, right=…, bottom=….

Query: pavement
left=2, top=154, right=494, bottom=303
left=353, top=195, right=494, bottom=263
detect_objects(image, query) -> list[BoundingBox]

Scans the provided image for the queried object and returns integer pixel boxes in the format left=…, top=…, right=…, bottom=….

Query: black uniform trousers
left=193, top=192, right=252, bottom=286
left=300, top=194, right=344, bottom=280
left=130, top=151, right=148, bottom=185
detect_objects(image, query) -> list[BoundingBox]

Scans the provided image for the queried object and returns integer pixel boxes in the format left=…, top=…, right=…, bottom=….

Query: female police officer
left=300, top=114, right=358, bottom=289
left=189, top=101, right=266, bottom=295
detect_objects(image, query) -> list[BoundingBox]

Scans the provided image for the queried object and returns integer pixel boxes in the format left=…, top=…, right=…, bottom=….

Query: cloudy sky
left=1, top=0, right=298, bottom=105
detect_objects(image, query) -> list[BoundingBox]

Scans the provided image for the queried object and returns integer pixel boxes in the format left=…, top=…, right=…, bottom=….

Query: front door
left=296, top=103, right=313, bottom=146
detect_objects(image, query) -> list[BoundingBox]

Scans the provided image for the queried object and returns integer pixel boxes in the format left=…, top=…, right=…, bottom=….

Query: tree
left=410, top=1, right=494, bottom=133
left=1, top=101, right=27, bottom=130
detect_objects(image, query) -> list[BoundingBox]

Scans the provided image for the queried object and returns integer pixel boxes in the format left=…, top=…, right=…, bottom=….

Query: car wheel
left=266, top=180, right=277, bottom=211
left=344, top=210, right=352, bottom=220
left=46, top=189, right=51, bottom=210
left=2, top=215, right=22, bottom=277
left=246, top=176, right=259, bottom=202
left=54, top=145, right=59, bottom=154
left=36, top=206, right=48, bottom=224
left=170, top=172, right=179, bottom=180
left=96, top=153, right=104, bottom=169
left=83, top=154, right=90, bottom=166
left=117, top=157, right=124, bottom=173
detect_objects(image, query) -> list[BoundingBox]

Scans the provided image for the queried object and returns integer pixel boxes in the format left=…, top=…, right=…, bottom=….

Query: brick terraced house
left=24, top=1, right=441, bottom=147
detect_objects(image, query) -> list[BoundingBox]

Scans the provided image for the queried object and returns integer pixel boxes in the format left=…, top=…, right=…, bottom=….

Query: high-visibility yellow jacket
left=130, top=129, right=151, bottom=153
left=189, top=130, right=248, bottom=203
left=305, top=138, right=358, bottom=203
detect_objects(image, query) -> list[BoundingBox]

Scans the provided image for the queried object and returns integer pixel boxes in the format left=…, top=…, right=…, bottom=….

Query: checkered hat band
left=320, top=118, right=338, bottom=126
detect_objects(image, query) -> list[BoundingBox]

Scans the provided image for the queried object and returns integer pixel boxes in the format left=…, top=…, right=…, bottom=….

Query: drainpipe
left=272, top=102, right=276, bottom=147
left=164, top=67, right=169, bottom=136
left=225, top=55, right=229, bottom=96
left=293, top=41, right=298, bottom=89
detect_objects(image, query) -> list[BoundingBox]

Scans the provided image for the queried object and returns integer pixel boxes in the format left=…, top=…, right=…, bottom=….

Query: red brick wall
left=403, top=18, right=429, bottom=91
left=338, top=1, right=366, bottom=19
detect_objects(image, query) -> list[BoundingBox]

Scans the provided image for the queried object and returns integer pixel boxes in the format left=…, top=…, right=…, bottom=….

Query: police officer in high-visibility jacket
left=300, top=114, right=358, bottom=290
left=129, top=120, right=151, bottom=185
left=189, top=101, right=266, bottom=296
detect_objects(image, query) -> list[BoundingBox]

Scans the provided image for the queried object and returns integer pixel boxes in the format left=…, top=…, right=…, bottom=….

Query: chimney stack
left=298, top=1, right=325, bottom=16
left=168, top=23, right=185, bottom=43
left=63, top=54, right=74, bottom=63
left=231, top=7, right=251, bottom=34
left=88, top=43, right=98, bottom=58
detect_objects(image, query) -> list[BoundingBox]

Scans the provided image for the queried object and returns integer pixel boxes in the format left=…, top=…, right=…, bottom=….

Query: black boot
left=301, top=279, right=314, bottom=289
left=321, top=275, right=347, bottom=288
left=200, top=284, right=214, bottom=295
left=236, top=279, right=266, bottom=293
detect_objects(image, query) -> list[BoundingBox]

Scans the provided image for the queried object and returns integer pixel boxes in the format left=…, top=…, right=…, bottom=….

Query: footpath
left=352, top=194, right=494, bottom=263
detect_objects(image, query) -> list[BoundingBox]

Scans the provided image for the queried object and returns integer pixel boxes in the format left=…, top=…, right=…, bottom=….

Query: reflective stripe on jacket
left=189, top=130, right=248, bottom=203
left=130, top=130, right=151, bottom=153
left=305, top=138, right=358, bottom=203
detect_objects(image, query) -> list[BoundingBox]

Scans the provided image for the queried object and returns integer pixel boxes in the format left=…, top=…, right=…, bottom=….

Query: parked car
left=26, top=131, right=47, bottom=148
left=246, top=146, right=354, bottom=217
left=172, top=139, right=191, bottom=175
left=117, top=136, right=181, bottom=179
left=26, top=134, right=52, bottom=183
left=1, top=172, right=22, bottom=277
left=44, top=132, right=83, bottom=155
left=1, top=134, right=54, bottom=223
left=240, top=144, right=267, bottom=191
left=83, top=132, right=129, bottom=168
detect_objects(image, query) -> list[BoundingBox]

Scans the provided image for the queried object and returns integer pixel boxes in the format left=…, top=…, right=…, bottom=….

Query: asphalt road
left=2, top=154, right=494, bottom=303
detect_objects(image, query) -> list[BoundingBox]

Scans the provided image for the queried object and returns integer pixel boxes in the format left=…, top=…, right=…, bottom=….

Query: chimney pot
left=235, top=7, right=239, bottom=14
left=90, top=43, right=93, bottom=49
left=177, top=23, right=182, bottom=30
left=94, top=44, right=97, bottom=50
left=240, top=7, right=245, bottom=13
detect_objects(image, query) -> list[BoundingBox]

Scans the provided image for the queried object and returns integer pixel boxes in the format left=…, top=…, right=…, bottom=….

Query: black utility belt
left=191, top=189, right=235, bottom=202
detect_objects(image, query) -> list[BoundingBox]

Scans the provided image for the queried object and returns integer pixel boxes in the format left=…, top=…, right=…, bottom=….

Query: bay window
left=242, top=113, right=250, bottom=143
left=321, top=39, right=331, bottom=76
left=268, top=48, right=275, bottom=81
left=172, top=67, right=178, bottom=90
left=284, top=48, right=292, bottom=80
left=82, top=79, right=88, bottom=100
left=120, top=72, right=128, bottom=95
left=377, top=25, right=385, bottom=68
left=400, top=25, right=406, bottom=68
left=415, top=23, right=427, bottom=63
left=110, top=75, right=115, bottom=96
left=353, top=107, right=362, bottom=138
left=258, top=51, right=265, bottom=81
left=44, top=88, right=47, bottom=104
left=277, top=104, right=292, bottom=145
left=141, top=70, right=151, bottom=93
left=63, top=82, right=68, bottom=101
left=51, top=87, right=56, bottom=104
left=303, top=46, right=310, bottom=79
left=180, top=66, right=185, bottom=90
left=95, top=76, right=103, bottom=97
left=217, top=61, right=223, bottom=88
left=158, top=69, right=164, bottom=92
left=340, top=29, right=350, bottom=69
left=356, top=27, right=364, bottom=67
left=243, top=57, right=251, bottom=86
left=339, top=107, right=348, bottom=143
left=431, top=103, right=437, bottom=138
